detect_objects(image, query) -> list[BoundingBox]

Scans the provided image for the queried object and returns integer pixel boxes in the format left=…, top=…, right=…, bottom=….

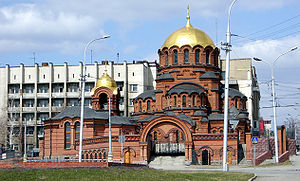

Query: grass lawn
left=0, top=167, right=254, bottom=181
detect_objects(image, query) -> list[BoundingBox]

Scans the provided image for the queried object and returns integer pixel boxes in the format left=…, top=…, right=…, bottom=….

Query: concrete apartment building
left=0, top=61, right=157, bottom=153
left=220, top=58, right=260, bottom=131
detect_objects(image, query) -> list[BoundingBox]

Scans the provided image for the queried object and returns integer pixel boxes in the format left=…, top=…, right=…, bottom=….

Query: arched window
left=195, top=49, right=200, bottom=64
left=182, top=95, right=186, bottom=107
left=192, top=95, right=196, bottom=107
left=65, top=122, right=71, bottom=149
left=176, top=130, right=180, bottom=143
left=235, top=98, right=238, bottom=108
left=184, top=49, right=189, bottom=64
left=200, top=95, right=204, bottom=107
left=206, top=50, right=210, bottom=64
left=173, top=50, right=178, bottom=64
left=75, top=122, right=80, bottom=140
left=154, top=131, right=157, bottom=141
left=147, top=100, right=150, bottom=111
left=174, top=96, right=177, bottom=107
left=214, top=53, right=218, bottom=66
left=165, top=51, right=168, bottom=66
left=139, top=101, right=142, bottom=112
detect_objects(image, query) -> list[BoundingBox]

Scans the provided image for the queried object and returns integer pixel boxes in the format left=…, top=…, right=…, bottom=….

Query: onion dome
left=91, top=67, right=118, bottom=96
left=161, top=5, right=215, bottom=49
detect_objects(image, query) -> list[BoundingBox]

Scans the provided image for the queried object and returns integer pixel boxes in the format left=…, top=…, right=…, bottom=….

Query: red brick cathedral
left=41, top=10, right=252, bottom=165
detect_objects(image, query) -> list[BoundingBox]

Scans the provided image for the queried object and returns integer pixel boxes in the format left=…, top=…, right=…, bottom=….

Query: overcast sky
left=0, top=0, right=299, bottom=126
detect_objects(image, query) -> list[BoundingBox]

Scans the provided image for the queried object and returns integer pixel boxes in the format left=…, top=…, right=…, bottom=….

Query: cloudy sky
left=0, top=0, right=300, bottom=125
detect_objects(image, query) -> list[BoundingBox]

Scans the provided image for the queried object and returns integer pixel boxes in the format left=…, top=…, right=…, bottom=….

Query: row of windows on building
left=8, top=112, right=49, bottom=121
left=8, top=82, right=138, bottom=94
left=163, top=49, right=218, bottom=66
left=137, top=94, right=207, bottom=112
left=9, top=98, right=92, bottom=108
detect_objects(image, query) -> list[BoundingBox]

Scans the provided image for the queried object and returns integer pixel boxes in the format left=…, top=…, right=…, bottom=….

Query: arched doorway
left=202, top=150, right=209, bottom=165
left=124, top=150, right=132, bottom=164
left=99, top=93, right=108, bottom=110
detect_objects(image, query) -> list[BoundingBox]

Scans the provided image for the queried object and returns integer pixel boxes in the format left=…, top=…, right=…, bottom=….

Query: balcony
left=8, top=107, right=20, bottom=113
left=8, top=94, right=20, bottom=99
left=52, top=92, right=65, bottom=98
left=37, top=107, right=49, bottom=112
left=52, top=106, right=64, bottom=112
left=37, top=93, right=49, bottom=98
left=66, top=92, right=80, bottom=98
left=22, top=93, right=35, bottom=99
left=22, top=107, right=35, bottom=112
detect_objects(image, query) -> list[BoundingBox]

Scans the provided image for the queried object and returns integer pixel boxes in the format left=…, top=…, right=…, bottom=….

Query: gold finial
left=186, top=4, right=191, bottom=28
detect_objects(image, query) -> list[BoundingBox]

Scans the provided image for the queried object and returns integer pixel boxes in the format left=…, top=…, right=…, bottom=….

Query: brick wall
left=253, top=150, right=272, bottom=166
left=0, top=159, right=107, bottom=169
left=279, top=151, right=289, bottom=163
left=288, top=139, right=296, bottom=155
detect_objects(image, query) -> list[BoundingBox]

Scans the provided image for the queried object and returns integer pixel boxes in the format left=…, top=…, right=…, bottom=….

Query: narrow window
left=200, top=95, right=204, bottom=107
left=72, top=74, right=75, bottom=78
left=58, top=74, right=60, bottom=79
left=43, top=75, right=45, bottom=79
left=75, top=122, right=80, bottom=140
left=184, top=49, right=189, bottom=64
left=192, top=95, right=196, bottom=107
left=65, top=122, right=71, bottom=149
left=154, top=131, right=157, bottom=141
left=173, top=50, right=178, bottom=65
left=235, top=98, right=238, bottom=108
left=147, top=100, right=151, bottom=111
left=139, top=101, right=142, bottom=112
left=206, top=50, right=210, bottom=64
left=132, top=72, right=134, bottom=76
left=118, top=73, right=120, bottom=77
left=14, top=75, right=16, bottom=80
left=174, top=96, right=177, bottom=107
left=195, top=49, right=200, bottom=64
left=214, top=53, right=218, bottom=66
left=29, top=75, right=31, bottom=79
left=182, top=95, right=186, bottom=107
left=165, top=51, right=168, bottom=66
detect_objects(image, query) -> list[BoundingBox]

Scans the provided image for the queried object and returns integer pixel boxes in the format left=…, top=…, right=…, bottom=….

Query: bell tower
left=90, top=62, right=120, bottom=115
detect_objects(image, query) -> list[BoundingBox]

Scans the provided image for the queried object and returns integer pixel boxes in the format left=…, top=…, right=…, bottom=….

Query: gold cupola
left=91, top=64, right=118, bottom=96
left=161, top=5, right=215, bottom=49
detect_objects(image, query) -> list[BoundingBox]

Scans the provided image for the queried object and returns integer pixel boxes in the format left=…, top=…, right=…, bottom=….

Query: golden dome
left=161, top=6, right=215, bottom=49
left=91, top=70, right=118, bottom=96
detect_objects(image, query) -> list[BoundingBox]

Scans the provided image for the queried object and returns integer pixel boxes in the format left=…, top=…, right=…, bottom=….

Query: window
left=24, top=85, right=34, bottom=93
left=65, top=122, right=71, bottom=149
left=75, top=122, right=80, bottom=140
left=206, top=50, right=210, bottom=64
left=26, top=127, right=34, bottom=135
left=53, top=84, right=63, bottom=92
left=195, top=49, right=200, bottom=64
left=129, top=99, right=134, bottom=106
left=85, top=83, right=94, bottom=92
left=14, top=75, right=16, bottom=80
left=43, top=75, right=46, bottom=79
left=117, top=82, right=124, bottom=91
left=27, top=144, right=34, bottom=152
left=132, top=72, right=135, bottom=76
left=68, top=83, right=78, bottom=92
left=38, top=113, right=48, bottom=121
left=174, top=96, right=177, bottom=107
left=38, top=99, right=49, bottom=107
left=139, top=101, right=142, bottom=112
left=119, top=97, right=124, bottom=105
left=214, top=53, right=218, bottom=66
left=184, top=49, right=189, bottom=64
left=129, top=84, right=138, bottom=92
left=165, top=51, right=168, bottom=66
left=24, top=114, right=34, bottom=121
left=57, top=74, right=60, bottom=79
left=84, top=99, right=92, bottom=106
left=24, top=99, right=34, bottom=107
left=192, top=95, right=196, bottom=107
left=173, top=50, right=178, bottom=64
left=28, top=75, right=31, bottom=79
left=38, top=84, right=49, bottom=93
left=67, top=99, right=79, bottom=106
left=182, top=95, right=186, bottom=107
left=72, top=74, right=75, bottom=78
left=118, top=73, right=120, bottom=77
left=12, top=100, right=20, bottom=107
left=147, top=100, right=151, bottom=111
left=53, top=99, right=63, bottom=107
left=9, top=85, right=19, bottom=94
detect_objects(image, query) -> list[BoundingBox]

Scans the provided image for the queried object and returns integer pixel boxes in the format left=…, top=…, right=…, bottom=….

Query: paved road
left=150, top=154, right=300, bottom=181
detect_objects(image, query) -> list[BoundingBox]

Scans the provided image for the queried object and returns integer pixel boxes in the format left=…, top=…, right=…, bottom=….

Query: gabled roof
left=200, top=72, right=218, bottom=79
left=221, top=88, right=246, bottom=99
left=167, top=83, right=204, bottom=96
left=135, top=90, right=156, bottom=101
left=48, top=106, right=133, bottom=125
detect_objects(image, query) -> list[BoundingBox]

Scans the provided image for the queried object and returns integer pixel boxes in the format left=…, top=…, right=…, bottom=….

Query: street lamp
left=222, top=0, right=238, bottom=172
left=253, top=46, right=297, bottom=163
left=79, top=35, right=110, bottom=162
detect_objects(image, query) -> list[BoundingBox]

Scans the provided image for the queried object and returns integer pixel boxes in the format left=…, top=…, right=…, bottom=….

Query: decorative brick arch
left=140, top=116, right=192, bottom=143
left=219, top=146, right=236, bottom=157
left=197, top=145, right=214, bottom=157
left=122, top=146, right=136, bottom=157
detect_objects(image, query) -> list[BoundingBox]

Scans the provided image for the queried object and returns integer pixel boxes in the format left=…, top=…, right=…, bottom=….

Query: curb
left=248, top=174, right=257, bottom=181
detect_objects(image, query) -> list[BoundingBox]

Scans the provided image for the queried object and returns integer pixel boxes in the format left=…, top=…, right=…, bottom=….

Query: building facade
left=40, top=12, right=252, bottom=165
left=0, top=61, right=157, bottom=153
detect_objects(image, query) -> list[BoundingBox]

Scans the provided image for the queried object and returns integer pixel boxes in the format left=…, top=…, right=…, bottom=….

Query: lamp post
left=253, top=46, right=297, bottom=163
left=79, top=35, right=110, bottom=162
left=222, top=0, right=238, bottom=172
